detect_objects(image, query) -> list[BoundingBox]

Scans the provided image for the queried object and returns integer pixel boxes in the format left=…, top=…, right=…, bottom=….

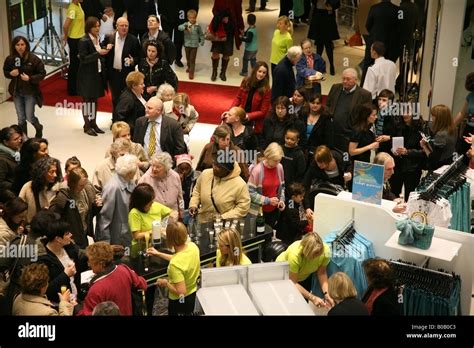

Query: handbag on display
left=395, top=218, right=434, bottom=250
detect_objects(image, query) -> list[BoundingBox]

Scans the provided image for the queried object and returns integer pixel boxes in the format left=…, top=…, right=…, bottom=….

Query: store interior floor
left=4, top=0, right=364, bottom=178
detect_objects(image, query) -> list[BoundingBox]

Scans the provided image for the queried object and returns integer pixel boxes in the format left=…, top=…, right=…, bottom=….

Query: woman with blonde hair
left=270, top=16, right=293, bottom=75
left=222, top=106, right=258, bottom=153
left=248, top=142, right=286, bottom=227
left=420, top=104, right=456, bottom=171
left=327, top=272, right=369, bottom=316
left=276, top=232, right=334, bottom=307
left=216, top=228, right=252, bottom=267
left=105, top=121, right=148, bottom=172
left=113, top=71, right=146, bottom=133
left=147, top=221, right=200, bottom=316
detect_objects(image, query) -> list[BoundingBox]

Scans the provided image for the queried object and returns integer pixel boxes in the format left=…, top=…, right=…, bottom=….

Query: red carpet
left=40, top=73, right=240, bottom=125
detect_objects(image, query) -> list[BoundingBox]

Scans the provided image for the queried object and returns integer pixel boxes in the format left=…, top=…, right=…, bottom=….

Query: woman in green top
left=147, top=222, right=200, bottom=316
left=128, top=183, right=177, bottom=256
left=276, top=232, right=334, bottom=308
left=216, top=228, right=252, bottom=267
left=270, top=16, right=293, bottom=75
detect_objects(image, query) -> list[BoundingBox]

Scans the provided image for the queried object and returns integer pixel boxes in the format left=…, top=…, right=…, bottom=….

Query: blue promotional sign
left=352, top=161, right=385, bottom=205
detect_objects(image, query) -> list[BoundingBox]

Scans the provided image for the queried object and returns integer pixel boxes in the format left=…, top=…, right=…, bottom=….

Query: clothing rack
left=418, top=155, right=467, bottom=200
left=389, top=259, right=454, bottom=278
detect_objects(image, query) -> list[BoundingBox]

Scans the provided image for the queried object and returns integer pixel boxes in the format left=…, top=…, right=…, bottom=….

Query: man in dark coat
left=123, top=0, right=156, bottom=40
left=325, top=68, right=372, bottom=153
left=102, top=17, right=141, bottom=120
left=81, top=0, right=106, bottom=21
left=271, top=46, right=303, bottom=102
left=133, top=97, right=187, bottom=160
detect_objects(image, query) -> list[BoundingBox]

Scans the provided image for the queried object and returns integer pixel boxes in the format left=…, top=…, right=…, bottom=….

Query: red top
left=262, top=165, right=279, bottom=213
left=77, top=265, right=147, bottom=316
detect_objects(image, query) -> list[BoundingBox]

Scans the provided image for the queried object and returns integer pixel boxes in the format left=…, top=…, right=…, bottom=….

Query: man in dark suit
left=102, top=17, right=141, bottom=121
left=326, top=68, right=372, bottom=153
left=133, top=96, right=187, bottom=161
left=362, top=0, right=401, bottom=84
left=153, top=0, right=177, bottom=36
left=81, top=0, right=106, bottom=22
left=271, top=46, right=303, bottom=102
left=123, top=0, right=156, bottom=40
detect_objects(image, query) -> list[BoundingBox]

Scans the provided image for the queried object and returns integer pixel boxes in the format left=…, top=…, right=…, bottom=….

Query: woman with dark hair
left=50, top=167, right=98, bottom=248
left=454, top=72, right=474, bottom=157
left=12, top=138, right=49, bottom=195
left=296, top=39, right=326, bottom=94
left=349, top=103, right=379, bottom=164
left=263, top=96, right=306, bottom=149
left=304, top=93, right=334, bottom=157
left=420, top=105, right=456, bottom=171
left=0, top=197, right=28, bottom=246
left=290, top=87, right=310, bottom=121
left=37, top=219, right=86, bottom=305
left=196, top=125, right=250, bottom=181
left=19, top=156, right=63, bottom=223
left=128, top=183, right=177, bottom=256
left=12, top=263, right=75, bottom=316
left=362, top=258, right=401, bottom=315
left=231, top=61, right=271, bottom=136
left=2, top=35, right=45, bottom=137
left=0, top=127, right=22, bottom=199
left=77, top=16, right=111, bottom=136
left=137, top=40, right=178, bottom=101
left=0, top=209, right=57, bottom=315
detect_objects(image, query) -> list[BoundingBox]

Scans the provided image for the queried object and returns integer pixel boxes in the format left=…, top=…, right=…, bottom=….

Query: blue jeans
left=241, top=50, right=257, bottom=74
left=13, top=94, right=39, bottom=125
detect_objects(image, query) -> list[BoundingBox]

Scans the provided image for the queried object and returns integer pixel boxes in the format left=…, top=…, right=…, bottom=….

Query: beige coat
left=12, top=293, right=73, bottom=316
left=0, top=217, right=17, bottom=246
left=19, top=181, right=61, bottom=223
left=189, top=163, right=250, bottom=223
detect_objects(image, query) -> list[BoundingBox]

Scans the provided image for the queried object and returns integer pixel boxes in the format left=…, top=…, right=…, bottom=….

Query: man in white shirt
left=363, top=41, right=397, bottom=100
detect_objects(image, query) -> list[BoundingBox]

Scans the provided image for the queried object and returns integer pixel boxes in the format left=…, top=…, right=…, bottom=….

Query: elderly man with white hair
left=271, top=46, right=303, bottom=102
left=133, top=96, right=187, bottom=161
left=97, top=154, right=138, bottom=247
left=326, top=68, right=372, bottom=153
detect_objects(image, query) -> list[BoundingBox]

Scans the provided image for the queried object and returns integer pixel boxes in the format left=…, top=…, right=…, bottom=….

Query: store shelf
left=385, top=231, right=462, bottom=262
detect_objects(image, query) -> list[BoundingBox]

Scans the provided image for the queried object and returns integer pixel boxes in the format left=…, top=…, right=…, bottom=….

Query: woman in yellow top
left=276, top=232, right=334, bottom=308
left=216, top=228, right=252, bottom=267
left=147, top=222, right=200, bottom=315
left=270, top=16, right=293, bottom=75
left=63, top=0, right=85, bottom=96
left=128, top=183, right=178, bottom=256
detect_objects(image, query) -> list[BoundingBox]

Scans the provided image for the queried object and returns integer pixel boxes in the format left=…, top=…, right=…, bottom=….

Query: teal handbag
left=396, top=219, right=434, bottom=250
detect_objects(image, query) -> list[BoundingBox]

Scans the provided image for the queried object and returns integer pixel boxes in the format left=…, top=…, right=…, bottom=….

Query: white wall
left=428, top=0, right=466, bottom=114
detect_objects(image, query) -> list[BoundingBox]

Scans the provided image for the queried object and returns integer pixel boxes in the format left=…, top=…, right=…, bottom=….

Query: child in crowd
left=275, top=182, right=309, bottom=245
left=281, top=128, right=306, bottom=190
left=178, top=9, right=205, bottom=80
left=240, top=14, right=258, bottom=77
left=163, top=93, right=199, bottom=149
left=174, top=154, right=200, bottom=225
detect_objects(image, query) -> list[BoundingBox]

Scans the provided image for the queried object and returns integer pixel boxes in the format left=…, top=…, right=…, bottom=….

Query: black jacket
left=123, top=0, right=156, bottom=32
left=77, top=35, right=107, bottom=99
left=328, top=297, right=370, bottom=316
left=304, top=111, right=335, bottom=154
left=0, top=147, right=17, bottom=198
left=275, top=202, right=307, bottom=245
left=81, top=0, right=105, bottom=20
left=3, top=52, right=45, bottom=105
left=281, top=145, right=306, bottom=189
left=133, top=115, right=187, bottom=159
left=113, top=88, right=146, bottom=132
left=141, top=31, right=177, bottom=65
left=37, top=243, right=87, bottom=304
left=362, top=286, right=402, bottom=315
left=303, top=149, right=351, bottom=209
left=137, top=57, right=178, bottom=100
left=49, top=185, right=98, bottom=249
left=271, top=56, right=295, bottom=102
left=366, top=0, right=401, bottom=62
left=263, top=115, right=307, bottom=149
left=230, top=125, right=258, bottom=152
left=102, top=32, right=141, bottom=80
left=391, top=118, right=426, bottom=173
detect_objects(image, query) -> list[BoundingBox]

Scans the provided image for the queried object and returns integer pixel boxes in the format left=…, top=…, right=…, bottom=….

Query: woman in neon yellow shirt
left=128, top=183, right=178, bottom=256
left=276, top=232, right=334, bottom=308
left=216, top=228, right=252, bottom=267
left=270, top=16, right=293, bottom=75
left=147, top=222, right=200, bottom=316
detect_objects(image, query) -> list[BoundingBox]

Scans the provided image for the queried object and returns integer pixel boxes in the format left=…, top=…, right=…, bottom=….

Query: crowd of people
left=0, top=0, right=472, bottom=317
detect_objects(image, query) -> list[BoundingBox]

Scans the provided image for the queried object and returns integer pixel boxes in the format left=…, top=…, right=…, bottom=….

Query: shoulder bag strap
left=210, top=176, right=221, bottom=214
